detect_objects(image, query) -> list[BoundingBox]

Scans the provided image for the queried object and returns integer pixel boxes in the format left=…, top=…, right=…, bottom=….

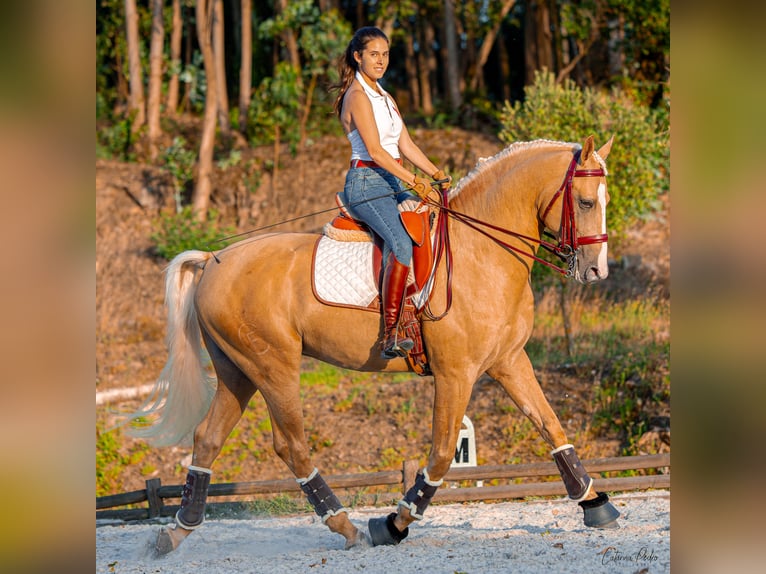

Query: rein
left=421, top=151, right=607, bottom=320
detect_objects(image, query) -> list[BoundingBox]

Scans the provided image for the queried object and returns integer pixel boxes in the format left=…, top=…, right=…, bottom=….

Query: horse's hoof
left=154, top=527, right=175, bottom=556
left=579, top=492, right=621, bottom=529
left=368, top=513, right=409, bottom=546
left=344, top=529, right=371, bottom=550
left=154, top=524, right=192, bottom=556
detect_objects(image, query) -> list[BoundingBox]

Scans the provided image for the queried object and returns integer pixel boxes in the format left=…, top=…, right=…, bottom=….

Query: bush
left=96, top=113, right=137, bottom=162
left=161, top=137, right=196, bottom=211
left=498, top=70, right=669, bottom=239
left=151, top=206, right=236, bottom=261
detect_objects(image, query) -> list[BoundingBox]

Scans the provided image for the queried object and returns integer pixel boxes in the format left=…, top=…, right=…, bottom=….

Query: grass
left=527, top=285, right=670, bottom=455
left=96, top=422, right=152, bottom=497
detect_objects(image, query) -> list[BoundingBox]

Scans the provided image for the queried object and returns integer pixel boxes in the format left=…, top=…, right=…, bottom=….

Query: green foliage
left=161, top=136, right=196, bottom=211
left=96, top=115, right=138, bottom=162
left=247, top=61, right=301, bottom=149
left=151, top=206, right=236, bottom=261
left=178, top=51, right=207, bottom=114
left=250, top=1, right=351, bottom=149
left=96, top=423, right=150, bottom=496
left=498, top=70, right=669, bottom=240
left=592, top=339, right=670, bottom=454
left=605, top=0, right=670, bottom=107
left=216, top=149, right=242, bottom=170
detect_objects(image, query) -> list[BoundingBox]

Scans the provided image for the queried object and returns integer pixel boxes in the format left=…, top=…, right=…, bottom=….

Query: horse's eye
left=579, top=199, right=595, bottom=209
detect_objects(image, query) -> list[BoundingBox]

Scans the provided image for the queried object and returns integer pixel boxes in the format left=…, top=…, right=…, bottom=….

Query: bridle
left=422, top=149, right=608, bottom=320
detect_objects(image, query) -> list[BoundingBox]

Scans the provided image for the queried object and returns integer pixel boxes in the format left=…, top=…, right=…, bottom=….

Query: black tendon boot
left=175, top=466, right=212, bottom=529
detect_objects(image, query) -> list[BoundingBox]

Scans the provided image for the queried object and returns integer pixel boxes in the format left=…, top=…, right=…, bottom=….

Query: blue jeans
left=341, top=167, right=414, bottom=265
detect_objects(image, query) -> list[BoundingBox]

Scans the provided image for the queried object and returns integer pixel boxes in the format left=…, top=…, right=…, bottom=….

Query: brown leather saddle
left=323, top=193, right=437, bottom=375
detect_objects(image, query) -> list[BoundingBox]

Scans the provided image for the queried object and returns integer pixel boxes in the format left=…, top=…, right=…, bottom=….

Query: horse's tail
left=125, top=250, right=217, bottom=447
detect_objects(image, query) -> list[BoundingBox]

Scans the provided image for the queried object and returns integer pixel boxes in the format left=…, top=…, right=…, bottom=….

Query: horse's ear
left=580, top=135, right=595, bottom=164
left=597, top=135, right=615, bottom=160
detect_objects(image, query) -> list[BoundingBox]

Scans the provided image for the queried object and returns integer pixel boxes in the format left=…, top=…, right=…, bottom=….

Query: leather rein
left=421, top=150, right=607, bottom=321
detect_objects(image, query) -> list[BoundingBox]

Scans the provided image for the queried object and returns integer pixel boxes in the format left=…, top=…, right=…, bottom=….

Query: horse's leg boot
left=551, top=444, right=593, bottom=501
left=297, top=468, right=348, bottom=522
left=175, top=465, right=212, bottom=529
left=398, top=469, right=442, bottom=519
left=381, top=254, right=414, bottom=359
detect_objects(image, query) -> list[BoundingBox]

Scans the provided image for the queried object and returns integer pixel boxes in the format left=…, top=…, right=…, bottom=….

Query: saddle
left=312, top=193, right=439, bottom=375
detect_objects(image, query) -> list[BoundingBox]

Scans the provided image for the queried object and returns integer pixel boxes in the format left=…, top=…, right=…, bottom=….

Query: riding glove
left=432, top=169, right=452, bottom=192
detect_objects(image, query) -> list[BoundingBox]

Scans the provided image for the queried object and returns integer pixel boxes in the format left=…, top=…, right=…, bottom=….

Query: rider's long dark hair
left=331, top=26, right=389, bottom=117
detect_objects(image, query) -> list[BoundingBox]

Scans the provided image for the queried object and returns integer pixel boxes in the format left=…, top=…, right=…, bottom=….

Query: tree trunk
left=442, top=0, right=461, bottom=110
left=498, top=29, right=511, bottom=101
left=318, top=0, right=339, bottom=11
left=524, top=0, right=553, bottom=84
left=193, top=0, right=218, bottom=220
left=555, top=15, right=598, bottom=84
left=298, top=73, right=317, bottom=155
left=276, top=0, right=301, bottom=73
left=239, top=0, right=252, bottom=134
left=272, top=124, right=280, bottom=204
left=374, top=2, right=395, bottom=41
left=114, top=49, right=129, bottom=114
left=470, top=0, right=515, bottom=92
left=607, top=14, right=625, bottom=77
left=417, top=21, right=434, bottom=117
left=147, top=0, right=165, bottom=161
left=124, top=0, right=145, bottom=131
left=166, top=0, right=183, bottom=115
left=213, top=0, right=230, bottom=135
left=549, top=0, right=563, bottom=74
left=404, top=32, right=420, bottom=111
left=182, top=14, right=193, bottom=112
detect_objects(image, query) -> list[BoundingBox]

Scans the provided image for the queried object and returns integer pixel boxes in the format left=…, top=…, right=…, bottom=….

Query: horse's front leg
left=368, top=375, right=472, bottom=546
left=488, top=352, right=620, bottom=529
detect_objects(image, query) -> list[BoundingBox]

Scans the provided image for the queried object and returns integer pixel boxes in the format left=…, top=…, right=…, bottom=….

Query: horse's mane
left=450, top=139, right=607, bottom=202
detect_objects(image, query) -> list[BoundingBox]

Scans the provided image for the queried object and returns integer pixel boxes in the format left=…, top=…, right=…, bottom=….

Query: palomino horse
left=130, top=136, right=619, bottom=554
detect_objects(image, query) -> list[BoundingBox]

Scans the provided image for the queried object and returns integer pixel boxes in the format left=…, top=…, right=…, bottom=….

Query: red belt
left=350, top=158, right=402, bottom=169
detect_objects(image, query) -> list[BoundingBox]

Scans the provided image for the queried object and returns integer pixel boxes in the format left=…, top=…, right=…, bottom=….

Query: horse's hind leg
left=488, top=352, right=620, bottom=528
left=156, top=333, right=257, bottom=555
left=261, top=381, right=367, bottom=549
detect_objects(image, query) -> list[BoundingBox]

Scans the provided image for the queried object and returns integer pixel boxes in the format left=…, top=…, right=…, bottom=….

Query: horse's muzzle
left=581, top=264, right=608, bottom=283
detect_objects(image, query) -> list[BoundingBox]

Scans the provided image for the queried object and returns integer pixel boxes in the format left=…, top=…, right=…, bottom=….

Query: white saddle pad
left=313, top=235, right=435, bottom=310
left=313, top=236, right=379, bottom=308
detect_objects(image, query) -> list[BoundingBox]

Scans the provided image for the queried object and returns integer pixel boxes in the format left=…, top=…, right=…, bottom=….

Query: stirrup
left=381, top=331, right=414, bottom=359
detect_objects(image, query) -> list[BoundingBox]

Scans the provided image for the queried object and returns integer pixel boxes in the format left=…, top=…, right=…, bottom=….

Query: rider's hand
left=406, top=175, right=432, bottom=199
left=432, top=169, right=452, bottom=193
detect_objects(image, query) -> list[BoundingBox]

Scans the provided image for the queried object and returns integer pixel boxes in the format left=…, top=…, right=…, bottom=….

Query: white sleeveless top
left=347, top=71, right=403, bottom=161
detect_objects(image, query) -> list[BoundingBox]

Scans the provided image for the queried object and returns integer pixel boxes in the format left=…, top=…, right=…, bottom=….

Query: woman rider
left=332, top=26, right=451, bottom=359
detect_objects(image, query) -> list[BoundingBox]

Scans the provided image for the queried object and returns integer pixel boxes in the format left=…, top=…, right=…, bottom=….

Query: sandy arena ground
left=96, top=490, right=670, bottom=573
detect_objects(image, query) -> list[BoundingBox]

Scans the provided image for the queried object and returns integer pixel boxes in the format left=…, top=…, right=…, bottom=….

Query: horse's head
left=541, top=135, right=614, bottom=284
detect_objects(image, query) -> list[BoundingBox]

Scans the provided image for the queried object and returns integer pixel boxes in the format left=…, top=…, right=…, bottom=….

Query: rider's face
left=355, top=38, right=389, bottom=84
